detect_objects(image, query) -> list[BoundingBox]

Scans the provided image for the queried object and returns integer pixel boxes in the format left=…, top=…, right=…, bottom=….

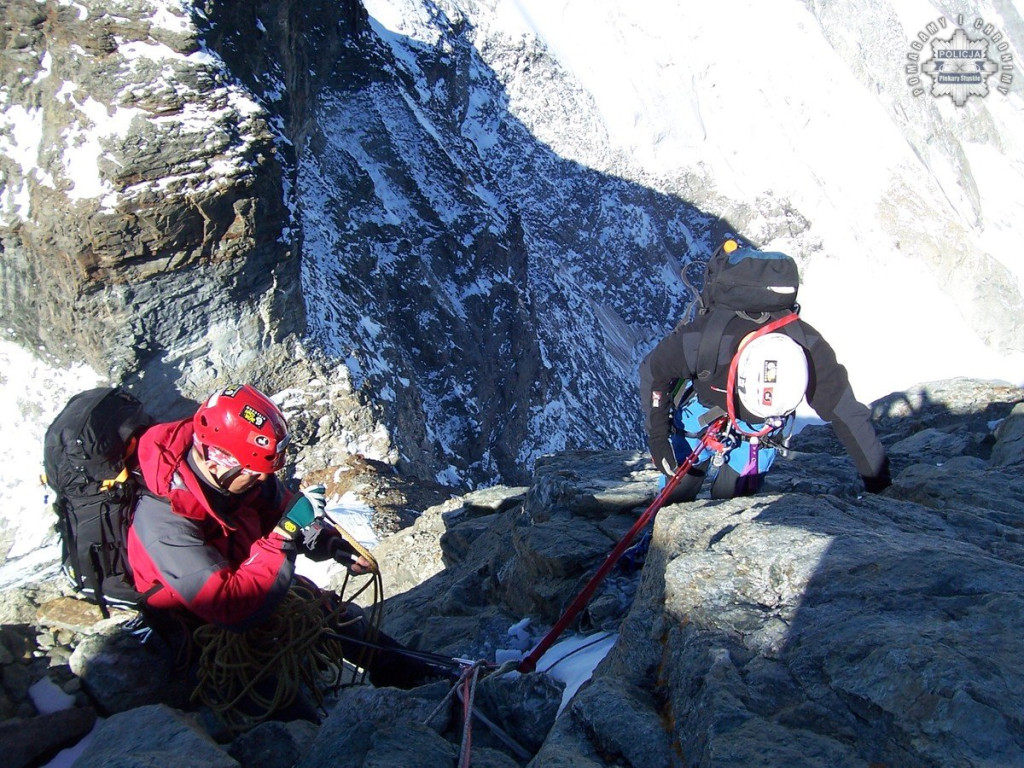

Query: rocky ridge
left=2, top=378, right=1022, bottom=767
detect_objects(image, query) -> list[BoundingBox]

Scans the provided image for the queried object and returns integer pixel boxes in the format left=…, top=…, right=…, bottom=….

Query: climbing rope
left=190, top=516, right=386, bottom=733
left=421, top=659, right=529, bottom=766
left=321, top=511, right=385, bottom=683
left=190, top=584, right=346, bottom=731
left=454, top=680, right=532, bottom=762
left=325, top=510, right=380, bottom=572
left=679, top=259, right=701, bottom=324
left=457, top=662, right=482, bottom=767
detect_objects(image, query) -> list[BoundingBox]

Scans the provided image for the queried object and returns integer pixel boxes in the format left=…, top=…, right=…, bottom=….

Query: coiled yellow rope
left=191, top=528, right=384, bottom=734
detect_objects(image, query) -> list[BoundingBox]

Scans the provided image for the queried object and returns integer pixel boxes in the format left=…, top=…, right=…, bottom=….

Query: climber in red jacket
left=126, top=384, right=441, bottom=688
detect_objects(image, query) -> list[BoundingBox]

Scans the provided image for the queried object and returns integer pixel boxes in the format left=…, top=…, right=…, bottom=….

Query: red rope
left=516, top=418, right=727, bottom=674
left=457, top=663, right=482, bottom=767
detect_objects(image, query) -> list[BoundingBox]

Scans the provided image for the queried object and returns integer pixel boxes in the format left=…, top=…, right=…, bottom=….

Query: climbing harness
left=517, top=417, right=729, bottom=674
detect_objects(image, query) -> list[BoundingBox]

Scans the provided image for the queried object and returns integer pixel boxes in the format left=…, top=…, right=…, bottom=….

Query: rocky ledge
left=2, top=378, right=1023, bottom=767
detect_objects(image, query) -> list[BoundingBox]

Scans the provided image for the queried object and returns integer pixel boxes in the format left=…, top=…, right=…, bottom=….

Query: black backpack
left=696, top=238, right=800, bottom=316
left=43, top=387, right=155, bottom=617
left=687, top=240, right=807, bottom=422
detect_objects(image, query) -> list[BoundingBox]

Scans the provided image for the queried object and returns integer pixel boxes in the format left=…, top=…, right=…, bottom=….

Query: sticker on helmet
left=764, top=360, right=778, bottom=383
left=253, top=435, right=271, bottom=448
left=241, top=404, right=267, bottom=428
left=222, top=386, right=243, bottom=398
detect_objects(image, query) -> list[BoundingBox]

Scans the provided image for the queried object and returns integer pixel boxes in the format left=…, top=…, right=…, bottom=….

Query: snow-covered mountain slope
left=295, top=0, right=1024, bottom=482
left=459, top=0, right=1024, bottom=382
left=295, top=0, right=713, bottom=485
left=1, top=0, right=1022, bottom=499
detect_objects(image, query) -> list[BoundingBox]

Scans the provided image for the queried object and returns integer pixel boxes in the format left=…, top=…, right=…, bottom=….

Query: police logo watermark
left=907, top=15, right=1014, bottom=106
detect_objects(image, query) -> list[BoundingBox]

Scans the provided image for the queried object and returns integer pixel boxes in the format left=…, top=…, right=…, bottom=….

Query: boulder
left=227, top=719, right=321, bottom=768
left=69, top=624, right=179, bottom=714
left=991, top=402, right=1024, bottom=466
left=0, top=705, right=96, bottom=768
left=559, top=484, right=1024, bottom=766
left=72, top=704, right=237, bottom=768
left=296, top=683, right=452, bottom=768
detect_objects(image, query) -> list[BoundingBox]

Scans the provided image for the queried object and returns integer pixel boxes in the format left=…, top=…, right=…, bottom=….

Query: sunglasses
left=205, top=445, right=267, bottom=477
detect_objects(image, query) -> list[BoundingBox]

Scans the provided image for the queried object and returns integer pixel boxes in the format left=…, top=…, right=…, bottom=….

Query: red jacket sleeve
left=128, top=494, right=296, bottom=630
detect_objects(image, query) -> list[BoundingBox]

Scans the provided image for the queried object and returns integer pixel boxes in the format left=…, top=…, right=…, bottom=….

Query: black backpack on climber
left=43, top=387, right=155, bottom=617
left=694, top=236, right=800, bottom=316
left=688, top=238, right=809, bottom=435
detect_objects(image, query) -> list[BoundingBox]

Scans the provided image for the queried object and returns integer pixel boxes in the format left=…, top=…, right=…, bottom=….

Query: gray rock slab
left=605, top=490, right=1024, bottom=766
left=2, top=706, right=97, bottom=768
left=991, top=402, right=1024, bottom=466
left=71, top=704, right=237, bottom=768
left=297, top=683, right=452, bottom=768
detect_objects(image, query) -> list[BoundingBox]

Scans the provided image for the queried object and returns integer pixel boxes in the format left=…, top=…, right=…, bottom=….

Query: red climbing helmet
left=192, top=385, right=290, bottom=473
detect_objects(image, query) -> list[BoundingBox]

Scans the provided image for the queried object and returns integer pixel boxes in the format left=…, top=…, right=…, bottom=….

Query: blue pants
left=663, top=397, right=779, bottom=501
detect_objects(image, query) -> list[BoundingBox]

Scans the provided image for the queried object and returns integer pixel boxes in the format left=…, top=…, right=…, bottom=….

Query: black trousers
left=329, top=603, right=447, bottom=689
left=666, top=458, right=767, bottom=503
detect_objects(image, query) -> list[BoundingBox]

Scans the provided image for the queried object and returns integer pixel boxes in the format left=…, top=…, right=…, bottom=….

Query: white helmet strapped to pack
left=735, top=331, right=808, bottom=420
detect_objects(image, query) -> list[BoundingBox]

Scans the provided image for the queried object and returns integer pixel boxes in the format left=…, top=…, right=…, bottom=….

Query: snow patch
left=293, top=491, right=380, bottom=586
left=30, top=676, right=76, bottom=715
left=0, top=341, right=101, bottom=586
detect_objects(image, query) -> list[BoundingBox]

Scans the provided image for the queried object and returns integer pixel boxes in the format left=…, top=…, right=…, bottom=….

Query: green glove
left=278, top=485, right=326, bottom=538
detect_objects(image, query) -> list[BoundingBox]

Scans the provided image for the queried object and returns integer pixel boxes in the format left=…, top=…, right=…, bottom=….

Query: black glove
left=862, top=456, right=892, bottom=494
left=299, top=520, right=361, bottom=567
left=651, top=440, right=678, bottom=477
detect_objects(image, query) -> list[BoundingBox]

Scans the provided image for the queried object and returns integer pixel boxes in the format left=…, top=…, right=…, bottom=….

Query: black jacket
left=639, top=310, right=889, bottom=484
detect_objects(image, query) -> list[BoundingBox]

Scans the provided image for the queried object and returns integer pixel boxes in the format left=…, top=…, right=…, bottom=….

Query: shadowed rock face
left=1, top=0, right=714, bottom=485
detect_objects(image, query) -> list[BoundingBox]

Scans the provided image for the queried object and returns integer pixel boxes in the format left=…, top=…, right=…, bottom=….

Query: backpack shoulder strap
left=695, top=305, right=804, bottom=383
left=782, top=311, right=807, bottom=348
left=695, top=309, right=740, bottom=382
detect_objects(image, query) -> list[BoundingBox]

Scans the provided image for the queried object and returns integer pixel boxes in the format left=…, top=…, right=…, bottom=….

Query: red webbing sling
left=517, top=417, right=728, bottom=673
